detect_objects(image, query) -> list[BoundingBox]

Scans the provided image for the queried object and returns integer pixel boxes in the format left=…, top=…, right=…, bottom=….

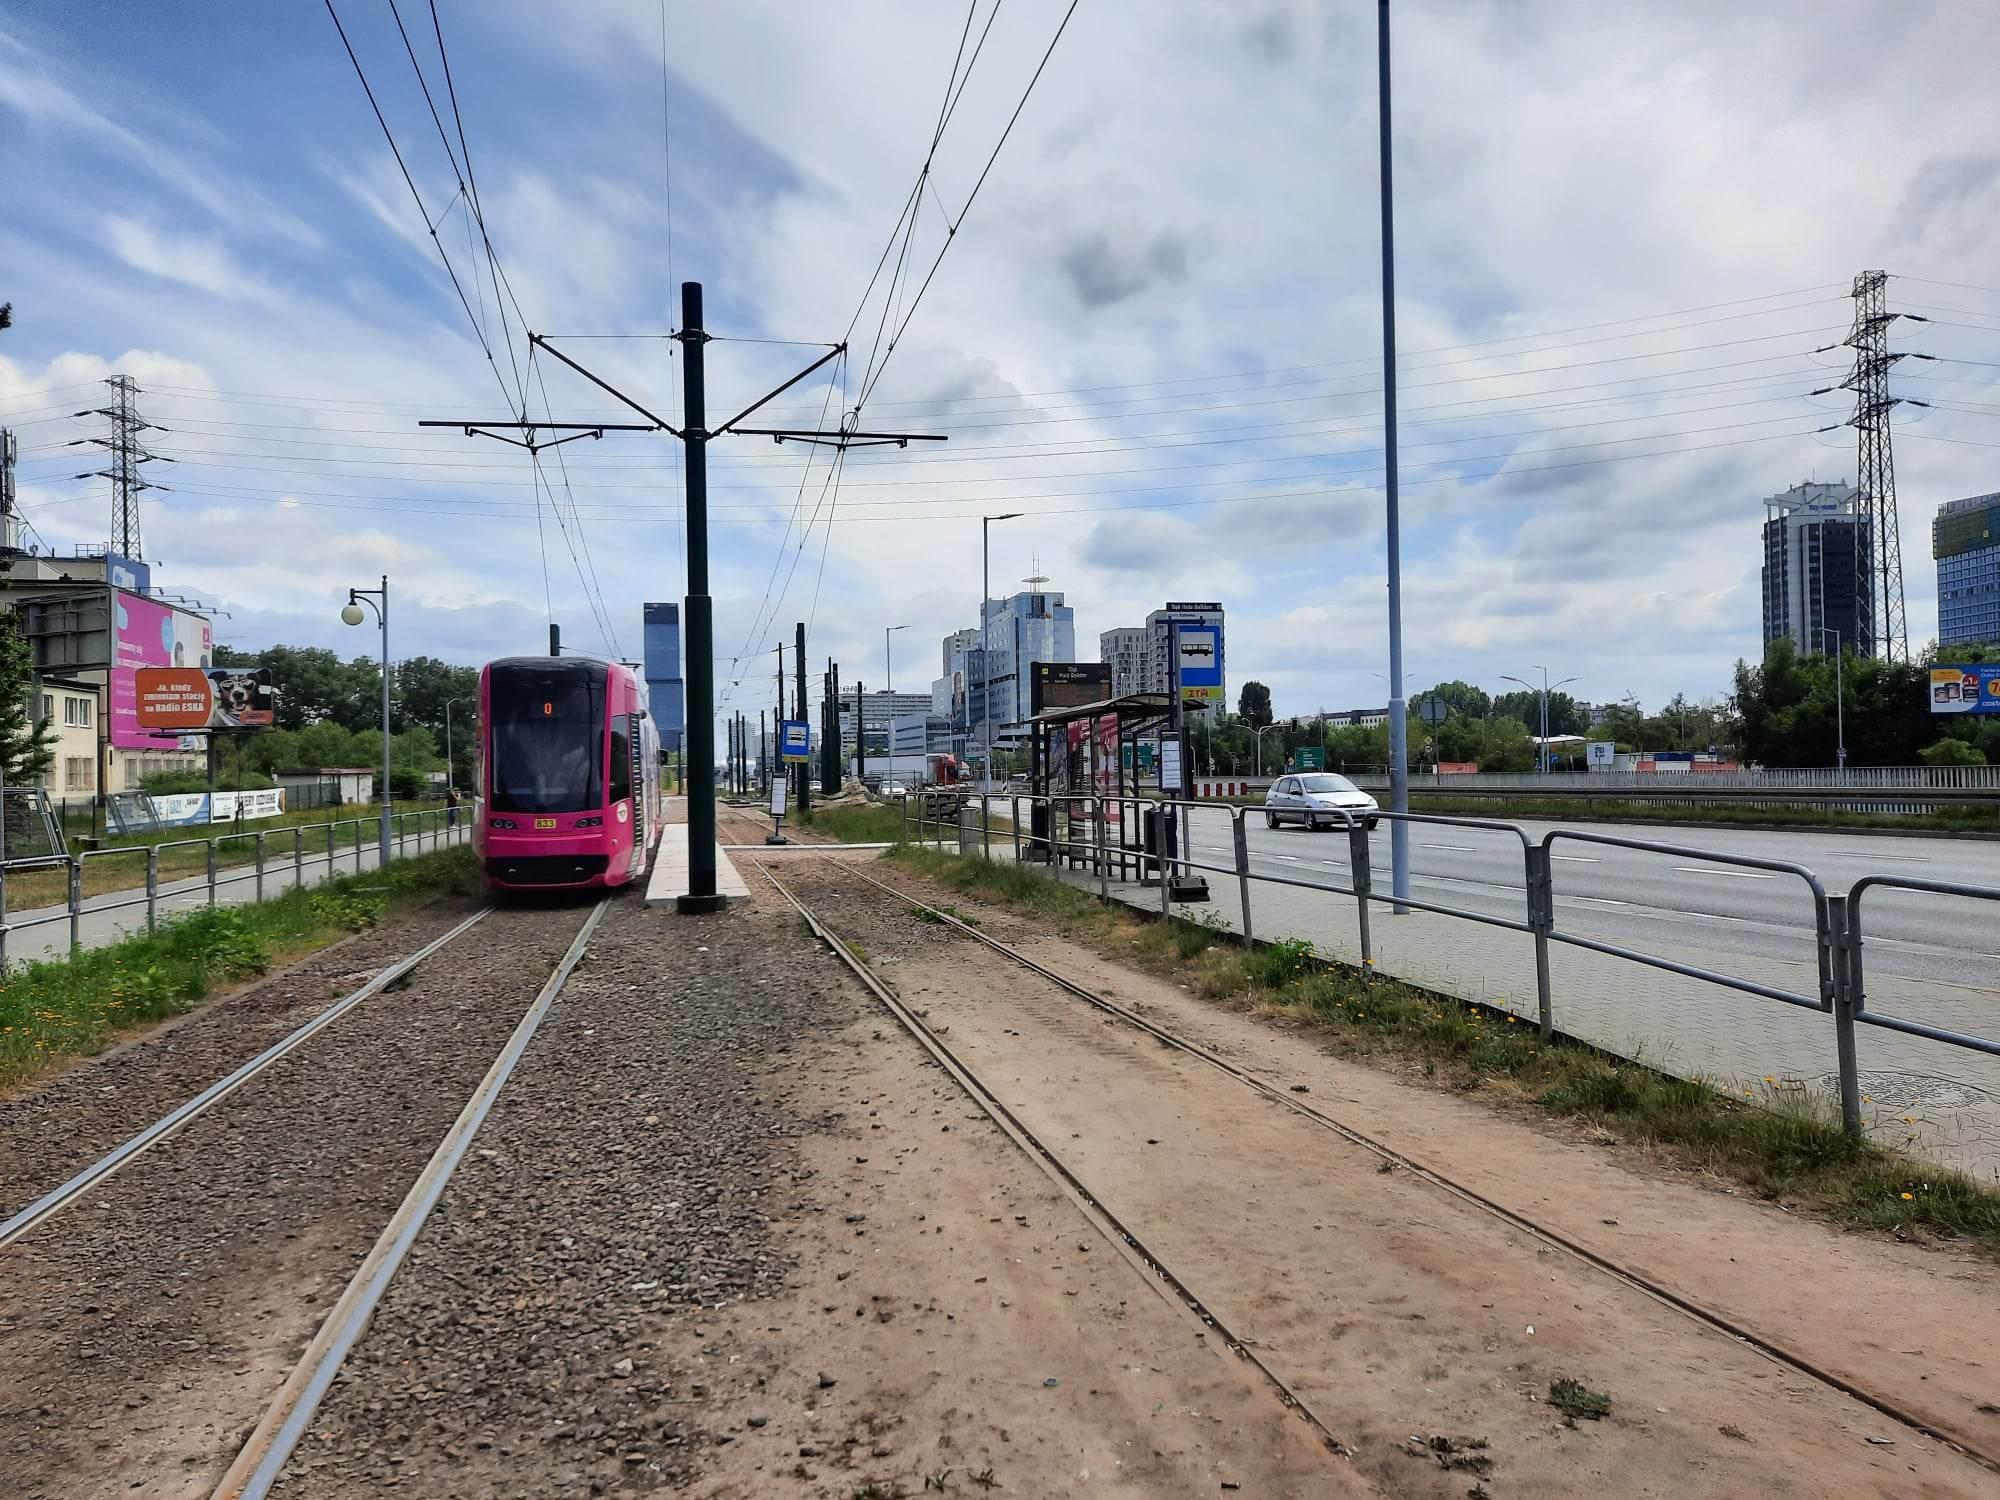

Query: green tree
left=1422, top=679, right=1491, bottom=720
left=1919, top=737, right=1986, bottom=767
left=0, top=610, right=56, bottom=786
left=1237, top=681, right=1274, bottom=729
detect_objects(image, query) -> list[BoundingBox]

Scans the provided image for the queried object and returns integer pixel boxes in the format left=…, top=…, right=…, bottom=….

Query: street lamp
left=1501, top=667, right=1578, bottom=773
left=340, top=575, right=392, bottom=869
left=1818, top=629, right=1847, bottom=771
left=884, top=624, right=908, bottom=693
left=1252, top=721, right=1281, bottom=775
left=980, top=512, right=1022, bottom=797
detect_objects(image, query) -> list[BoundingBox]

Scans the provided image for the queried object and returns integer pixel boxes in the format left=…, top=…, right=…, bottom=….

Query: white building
left=977, top=586, right=1076, bottom=746
left=1099, top=627, right=1149, bottom=699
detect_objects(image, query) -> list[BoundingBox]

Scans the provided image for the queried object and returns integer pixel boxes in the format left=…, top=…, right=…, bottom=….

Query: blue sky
left=4, top=1, right=1999, bottom=730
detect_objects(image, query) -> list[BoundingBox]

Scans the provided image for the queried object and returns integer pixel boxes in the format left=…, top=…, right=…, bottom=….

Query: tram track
left=0, top=899, right=608, bottom=1500
left=759, top=851, right=2000, bottom=1482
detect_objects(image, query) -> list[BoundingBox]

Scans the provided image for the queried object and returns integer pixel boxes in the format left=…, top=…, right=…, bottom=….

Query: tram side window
left=609, top=714, right=632, bottom=804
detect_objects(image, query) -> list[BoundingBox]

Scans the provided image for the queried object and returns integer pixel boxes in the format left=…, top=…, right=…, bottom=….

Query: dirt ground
left=273, top=879, right=1360, bottom=1499
left=772, top=855, right=2000, bottom=1499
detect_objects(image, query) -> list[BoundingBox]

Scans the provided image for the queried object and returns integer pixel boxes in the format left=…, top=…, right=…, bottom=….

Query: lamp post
left=884, top=624, right=907, bottom=693
left=1253, top=722, right=1280, bottom=776
left=340, top=575, right=392, bottom=869
left=980, top=512, right=1022, bottom=796
left=1501, top=667, right=1577, bottom=773
left=1818, top=628, right=1847, bottom=770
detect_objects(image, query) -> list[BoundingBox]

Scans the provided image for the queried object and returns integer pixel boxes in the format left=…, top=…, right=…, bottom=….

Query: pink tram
left=474, top=656, right=663, bottom=891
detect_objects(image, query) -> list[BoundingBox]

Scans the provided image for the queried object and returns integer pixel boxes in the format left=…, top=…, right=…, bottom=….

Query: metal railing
left=1351, top=765, right=2000, bottom=792
left=904, top=790, right=2000, bottom=1140
left=0, top=808, right=470, bottom=969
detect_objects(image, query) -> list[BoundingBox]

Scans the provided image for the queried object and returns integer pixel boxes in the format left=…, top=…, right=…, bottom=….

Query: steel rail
left=754, top=860, right=1357, bottom=1459
left=214, top=898, right=610, bottom=1500
left=0, top=908, right=491, bottom=1248
left=817, top=854, right=2000, bottom=1475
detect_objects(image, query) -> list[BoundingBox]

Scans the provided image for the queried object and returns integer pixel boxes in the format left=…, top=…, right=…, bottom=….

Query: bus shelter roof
left=1020, top=692, right=1173, bottom=732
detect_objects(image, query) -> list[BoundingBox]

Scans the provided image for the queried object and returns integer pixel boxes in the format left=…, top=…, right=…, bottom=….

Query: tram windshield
left=489, top=664, right=605, bottom=814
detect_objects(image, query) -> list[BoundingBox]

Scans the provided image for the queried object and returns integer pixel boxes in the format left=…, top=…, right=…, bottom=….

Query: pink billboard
left=110, top=591, right=213, bottom=749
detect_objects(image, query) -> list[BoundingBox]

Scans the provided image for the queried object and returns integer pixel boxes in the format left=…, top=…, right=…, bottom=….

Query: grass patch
left=882, top=843, right=2000, bottom=1255
left=798, top=802, right=909, bottom=845
left=0, top=844, right=479, bottom=1090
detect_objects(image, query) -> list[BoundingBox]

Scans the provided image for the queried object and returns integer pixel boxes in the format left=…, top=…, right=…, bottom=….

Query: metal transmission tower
left=70, top=375, right=170, bottom=560
left=0, top=427, right=18, bottom=556
left=1840, top=271, right=1911, bottom=663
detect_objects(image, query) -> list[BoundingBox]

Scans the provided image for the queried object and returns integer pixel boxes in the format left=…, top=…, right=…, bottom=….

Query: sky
left=3, top=0, right=1998, bottom=731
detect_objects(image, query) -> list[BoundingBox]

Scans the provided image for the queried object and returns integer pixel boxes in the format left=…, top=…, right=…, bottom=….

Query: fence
left=0, top=806, right=470, bottom=969
left=1350, top=765, right=2000, bottom=793
left=903, top=791, right=2000, bottom=1143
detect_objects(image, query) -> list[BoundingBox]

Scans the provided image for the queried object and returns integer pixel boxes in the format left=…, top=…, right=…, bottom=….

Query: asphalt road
left=1165, top=806, right=2000, bottom=989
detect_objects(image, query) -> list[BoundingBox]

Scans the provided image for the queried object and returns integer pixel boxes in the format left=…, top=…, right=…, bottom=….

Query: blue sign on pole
left=779, top=719, right=812, bottom=762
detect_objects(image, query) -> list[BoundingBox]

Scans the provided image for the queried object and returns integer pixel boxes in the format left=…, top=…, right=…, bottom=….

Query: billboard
left=110, top=592, right=213, bottom=748
left=1587, top=739, right=1617, bottom=769
left=1175, top=623, right=1224, bottom=705
left=135, top=667, right=275, bottom=731
left=106, top=553, right=151, bottom=595
left=1930, top=665, right=2000, bottom=714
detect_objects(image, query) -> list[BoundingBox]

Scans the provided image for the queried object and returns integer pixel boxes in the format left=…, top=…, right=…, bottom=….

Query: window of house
left=63, top=696, right=93, bottom=727
left=65, top=756, right=95, bottom=792
left=40, top=693, right=52, bottom=724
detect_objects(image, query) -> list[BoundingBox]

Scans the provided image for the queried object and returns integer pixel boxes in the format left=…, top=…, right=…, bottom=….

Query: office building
left=974, top=585, right=1076, bottom=744
left=1936, top=491, right=2000, bottom=649
left=839, top=688, right=933, bottom=755
left=1098, top=627, right=1149, bottom=698
left=1760, top=481, right=1871, bottom=656
left=641, top=602, right=685, bottom=752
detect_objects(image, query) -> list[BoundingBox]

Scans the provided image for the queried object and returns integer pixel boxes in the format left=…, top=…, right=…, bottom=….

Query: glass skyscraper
left=1935, top=493, right=2000, bottom=649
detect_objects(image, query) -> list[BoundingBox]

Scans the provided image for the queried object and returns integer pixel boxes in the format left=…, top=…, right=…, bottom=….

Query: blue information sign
left=779, top=718, right=812, bottom=761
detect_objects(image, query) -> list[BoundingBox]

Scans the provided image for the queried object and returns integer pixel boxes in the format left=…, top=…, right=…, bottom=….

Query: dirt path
left=776, top=857, right=2000, bottom=1498
left=270, top=884, right=1364, bottom=1498
left=0, top=901, right=597, bottom=1500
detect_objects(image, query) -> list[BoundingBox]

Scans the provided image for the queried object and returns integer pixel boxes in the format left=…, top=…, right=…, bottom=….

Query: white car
left=1264, top=772, right=1379, bottom=831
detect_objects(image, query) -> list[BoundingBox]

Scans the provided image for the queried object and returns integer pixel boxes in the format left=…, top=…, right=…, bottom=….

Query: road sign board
left=779, top=719, right=811, bottom=762
left=1415, top=694, right=1448, bottom=725
left=1295, top=746, right=1325, bottom=770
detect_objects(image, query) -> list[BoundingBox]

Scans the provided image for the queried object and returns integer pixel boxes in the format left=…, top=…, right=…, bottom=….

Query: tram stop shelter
left=1024, top=691, right=1175, bottom=881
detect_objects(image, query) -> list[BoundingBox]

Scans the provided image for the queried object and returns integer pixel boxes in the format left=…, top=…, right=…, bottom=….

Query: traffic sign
left=1295, top=746, right=1326, bottom=770
left=779, top=719, right=811, bottom=762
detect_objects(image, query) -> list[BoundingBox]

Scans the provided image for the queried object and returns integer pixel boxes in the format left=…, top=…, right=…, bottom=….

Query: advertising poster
left=1094, top=713, right=1119, bottom=819
left=111, top=593, right=214, bottom=748
left=1929, top=665, right=2000, bottom=715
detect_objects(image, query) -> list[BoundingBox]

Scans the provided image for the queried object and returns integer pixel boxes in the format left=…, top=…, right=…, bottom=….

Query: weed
left=1245, top=936, right=1316, bottom=988
left=312, top=889, right=385, bottom=932
left=913, top=906, right=945, bottom=924
left=1548, top=1377, right=1612, bottom=1425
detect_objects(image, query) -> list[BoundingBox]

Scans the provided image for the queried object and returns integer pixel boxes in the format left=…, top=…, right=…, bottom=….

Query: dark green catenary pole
left=795, top=621, right=810, bottom=815
left=675, top=283, right=725, bottom=911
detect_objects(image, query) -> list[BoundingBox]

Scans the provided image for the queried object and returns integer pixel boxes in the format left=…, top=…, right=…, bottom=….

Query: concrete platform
left=644, top=823, right=750, bottom=906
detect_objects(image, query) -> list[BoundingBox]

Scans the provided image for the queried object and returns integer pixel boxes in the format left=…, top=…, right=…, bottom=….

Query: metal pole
left=1347, top=819, right=1374, bottom=975
left=1526, top=844, right=1555, bottom=1040
left=68, top=858, right=82, bottom=951
left=146, top=847, right=158, bottom=933
left=1233, top=808, right=1254, bottom=943
left=982, top=517, right=991, bottom=798
left=796, top=621, right=810, bottom=817
left=255, top=832, right=266, bottom=903
left=378, top=575, right=391, bottom=870
left=1827, top=893, right=1863, bottom=1136
left=444, top=699, right=454, bottom=795
left=1377, top=0, right=1410, bottom=913
left=1094, top=796, right=1109, bottom=899
left=293, top=826, right=303, bottom=888
left=677, top=281, right=725, bottom=912
left=207, top=839, right=217, bottom=907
